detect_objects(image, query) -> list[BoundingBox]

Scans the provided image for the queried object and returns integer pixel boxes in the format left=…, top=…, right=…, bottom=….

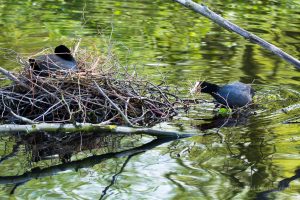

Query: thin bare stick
left=8, top=109, right=36, bottom=124
left=93, top=81, right=134, bottom=127
left=173, top=0, right=300, bottom=69
left=73, top=38, right=82, bottom=56
left=2, top=98, right=36, bottom=124
left=0, top=66, right=30, bottom=89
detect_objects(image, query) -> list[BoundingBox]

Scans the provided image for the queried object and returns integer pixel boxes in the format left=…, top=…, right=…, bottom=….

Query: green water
left=0, top=0, right=300, bottom=199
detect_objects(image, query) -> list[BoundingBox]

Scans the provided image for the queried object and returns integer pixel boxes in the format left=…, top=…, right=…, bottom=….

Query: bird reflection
left=195, top=114, right=250, bottom=131
left=256, top=168, right=300, bottom=200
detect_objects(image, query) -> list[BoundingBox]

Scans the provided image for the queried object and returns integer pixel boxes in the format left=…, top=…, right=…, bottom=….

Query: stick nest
left=0, top=47, right=178, bottom=126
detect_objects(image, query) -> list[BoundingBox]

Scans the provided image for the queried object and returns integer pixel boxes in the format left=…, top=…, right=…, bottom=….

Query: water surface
left=0, top=0, right=300, bottom=199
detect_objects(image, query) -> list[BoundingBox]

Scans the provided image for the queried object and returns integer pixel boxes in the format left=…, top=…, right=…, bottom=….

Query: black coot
left=191, top=81, right=254, bottom=108
left=29, top=45, right=77, bottom=73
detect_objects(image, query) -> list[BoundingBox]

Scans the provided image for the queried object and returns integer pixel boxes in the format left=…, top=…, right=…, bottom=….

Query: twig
left=0, top=66, right=30, bottom=89
left=2, top=99, right=36, bottom=124
left=73, top=38, right=82, bottom=56
left=93, top=81, right=135, bottom=127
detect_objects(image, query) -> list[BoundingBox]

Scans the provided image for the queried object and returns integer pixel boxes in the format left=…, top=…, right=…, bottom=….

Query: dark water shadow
left=256, top=168, right=300, bottom=200
left=20, top=131, right=124, bottom=163
left=99, top=151, right=140, bottom=200
left=0, top=133, right=179, bottom=197
left=195, top=111, right=254, bottom=131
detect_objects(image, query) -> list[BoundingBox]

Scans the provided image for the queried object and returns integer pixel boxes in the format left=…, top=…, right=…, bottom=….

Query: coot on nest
left=29, top=45, right=77, bottom=73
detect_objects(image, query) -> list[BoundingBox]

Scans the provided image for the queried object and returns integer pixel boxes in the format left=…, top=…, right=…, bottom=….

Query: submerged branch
left=0, top=123, right=194, bottom=138
left=172, top=0, right=300, bottom=69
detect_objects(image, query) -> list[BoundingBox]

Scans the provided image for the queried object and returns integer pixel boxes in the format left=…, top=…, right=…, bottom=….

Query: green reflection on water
left=0, top=0, right=300, bottom=199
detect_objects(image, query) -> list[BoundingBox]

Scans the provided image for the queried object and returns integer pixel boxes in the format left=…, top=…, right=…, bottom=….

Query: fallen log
left=0, top=123, right=194, bottom=138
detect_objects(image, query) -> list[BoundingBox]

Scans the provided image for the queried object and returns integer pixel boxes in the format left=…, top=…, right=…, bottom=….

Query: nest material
left=0, top=47, right=178, bottom=126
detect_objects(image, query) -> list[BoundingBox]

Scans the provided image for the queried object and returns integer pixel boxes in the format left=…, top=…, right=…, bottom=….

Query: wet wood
left=0, top=123, right=194, bottom=138
left=173, top=0, right=300, bottom=69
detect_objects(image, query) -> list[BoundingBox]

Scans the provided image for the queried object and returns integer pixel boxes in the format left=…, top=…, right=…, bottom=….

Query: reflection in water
left=0, top=132, right=178, bottom=198
left=0, top=132, right=123, bottom=164
left=0, top=0, right=299, bottom=199
left=256, top=168, right=300, bottom=200
left=99, top=152, right=137, bottom=200
left=24, top=132, right=123, bottom=163
left=240, top=44, right=261, bottom=83
left=195, top=111, right=253, bottom=131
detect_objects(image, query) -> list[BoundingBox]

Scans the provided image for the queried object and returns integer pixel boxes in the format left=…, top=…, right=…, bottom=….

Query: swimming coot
left=29, top=45, right=77, bottom=73
left=191, top=81, right=254, bottom=108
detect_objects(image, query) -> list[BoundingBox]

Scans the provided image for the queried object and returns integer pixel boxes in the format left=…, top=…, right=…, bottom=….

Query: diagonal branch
left=93, top=81, right=135, bottom=127
left=0, top=66, right=30, bottom=89
left=172, top=0, right=300, bottom=69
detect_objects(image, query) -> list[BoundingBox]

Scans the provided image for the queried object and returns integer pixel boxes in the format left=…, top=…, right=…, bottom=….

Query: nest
left=0, top=46, right=178, bottom=126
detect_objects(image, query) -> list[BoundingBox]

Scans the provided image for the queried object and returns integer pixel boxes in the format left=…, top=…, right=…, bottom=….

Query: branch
left=0, top=66, right=30, bottom=89
left=173, top=0, right=300, bottom=70
left=93, top=81, right=135, bottom=127
left=0, top=123, right=194, bottom=138
left=7, top=107, right=36, bottom=124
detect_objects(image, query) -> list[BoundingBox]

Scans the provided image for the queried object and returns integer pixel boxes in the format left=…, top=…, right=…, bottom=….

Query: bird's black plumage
left=29, top=45, right=77, bottom=74
left=192, top=81, right=254, bottom=108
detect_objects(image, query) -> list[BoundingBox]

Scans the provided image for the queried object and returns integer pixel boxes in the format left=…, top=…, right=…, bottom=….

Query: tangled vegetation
left=0, top=45, right=179, bottom=126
